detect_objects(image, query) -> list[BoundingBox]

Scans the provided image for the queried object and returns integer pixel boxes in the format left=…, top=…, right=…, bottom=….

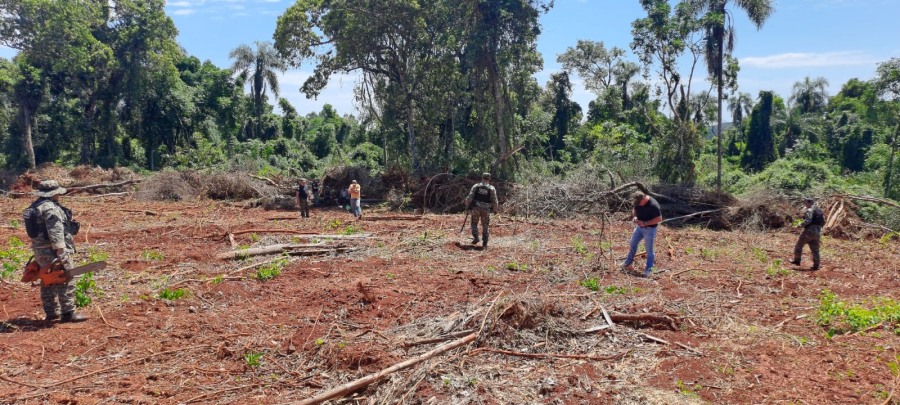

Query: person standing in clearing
left=464, top=173, right=499, bottom=248
left=621, top=192, right=663, bottom=278
left=23, top=180, right=87, bottom=322
left=296, top=179, right=310, bottom=218
left=311, top=180, right=320, bottom=207
left=790, top=197, right=823, bottom=270
left=348, top=180, right=362, bottom=219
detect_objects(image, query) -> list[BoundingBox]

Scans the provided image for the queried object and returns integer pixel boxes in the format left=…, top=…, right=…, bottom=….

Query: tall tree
left=0, top=0, right=115, bottom=164
left=872, top=58, right=900, bottom=197
left=631, top=0, right=707, bottom=183
left=695, top=0, right=774, bottom=190
left=742, top=90, right=776, bottom=171
left=229, top=41, right=285, bottom=140
left=11, top=59, right=43, bottom=168
left=541, top=72, right=582, bottom=159
left=790, top=76, right=829, bottom=114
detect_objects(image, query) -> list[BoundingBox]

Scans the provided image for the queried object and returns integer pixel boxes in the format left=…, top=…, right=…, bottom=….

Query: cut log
left=291, top=333, right=477, bottom=405
left=660, top=208, right=729, bottom=224
left=837, top=194, right=900, bottom=209
left=248, top=174, right=278, bottom=187
left=65, top=180, right=142, bottom=195
left=609, top=313, right=678, bottom=331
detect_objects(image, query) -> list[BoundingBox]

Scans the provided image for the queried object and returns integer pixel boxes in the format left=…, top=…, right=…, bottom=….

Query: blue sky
left=4, top=0, right=899, bottom=117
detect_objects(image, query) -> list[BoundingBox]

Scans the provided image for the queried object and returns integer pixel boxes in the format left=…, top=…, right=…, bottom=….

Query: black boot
left=44, top=313, right=59, bottom=322
left=811, top=264, right=820, bottom=271
left=471, top=234, right=479, bottom=245
left=61, top=312, right=87, bottom=323
left=482, top=235, right=488, bottom=248
left=789, top=259, right=801, bottom=266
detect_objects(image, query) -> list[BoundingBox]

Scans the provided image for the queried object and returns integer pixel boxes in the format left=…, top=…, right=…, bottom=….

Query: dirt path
left=1, top=197, right=898, bottom=404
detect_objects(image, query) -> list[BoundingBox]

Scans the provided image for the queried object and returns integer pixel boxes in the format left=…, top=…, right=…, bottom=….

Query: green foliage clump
left=75, top=272, right=102, bottom=308
left=244, top=351, right=264, bottom=368
left=141, top=249, right=165, bottom=261
left=255, top=259, right=287, bottom=281
left=579, top=278, right=600, bottom=291
left=505, top=262, right=527, bottom=272
left=816, top=289, right=900, bottom=337
left=158, top=288, right=187, bottom=300
left=0, top=237, right=30, bottom=280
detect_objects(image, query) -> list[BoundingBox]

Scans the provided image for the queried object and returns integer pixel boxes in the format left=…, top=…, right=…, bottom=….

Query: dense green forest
left=0, top=0, right=897, bottom=201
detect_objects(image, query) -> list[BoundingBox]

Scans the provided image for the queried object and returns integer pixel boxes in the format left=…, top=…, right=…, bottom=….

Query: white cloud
left=167, top=1, right=192, bottom=7
left=173, top=8, right=197, bottom=15
left=740, top=51, right=879, bottom=69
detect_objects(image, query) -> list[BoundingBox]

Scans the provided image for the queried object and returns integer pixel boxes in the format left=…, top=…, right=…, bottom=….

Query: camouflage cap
left=35, top=180, right=66, bottom=198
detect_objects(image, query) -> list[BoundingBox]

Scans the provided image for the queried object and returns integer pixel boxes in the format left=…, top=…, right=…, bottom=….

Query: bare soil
left=1, top=196, right=898, bottom=404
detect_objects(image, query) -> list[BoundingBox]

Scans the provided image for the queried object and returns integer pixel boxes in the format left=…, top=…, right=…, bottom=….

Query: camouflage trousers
left=298, top=199, right=310, bottom=218
left=470, top=208, right=490, bottom=242
left=34, top=246, right=76, bottom=316
left=792, top=230, right=821, bottom=267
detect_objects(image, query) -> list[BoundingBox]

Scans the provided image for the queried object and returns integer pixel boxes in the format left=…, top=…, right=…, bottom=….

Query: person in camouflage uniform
left=25, top=180, right=86, bottom=322
left=464, top=173, right=499, bottom=248
left=790, top=197, right=824, bottom=271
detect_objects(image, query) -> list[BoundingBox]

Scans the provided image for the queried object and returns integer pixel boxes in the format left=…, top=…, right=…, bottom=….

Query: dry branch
left=661, top=208, right=729, bottom=224
left=610, top=313, right=678, bottom=330
left=216, top=243, right=338, bottom=260
left=65, top=179, right=142, bottom=195
left=471, top=347, right=629, bottom=362
left=837, top=194, right=900, bottom=209
left=249, top=174, right=278, bottom=187
left=291, top=333, right=477, bottom=405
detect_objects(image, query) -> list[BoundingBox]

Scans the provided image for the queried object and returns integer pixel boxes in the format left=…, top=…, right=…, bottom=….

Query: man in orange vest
left=348, top=180, right=362, bottom=218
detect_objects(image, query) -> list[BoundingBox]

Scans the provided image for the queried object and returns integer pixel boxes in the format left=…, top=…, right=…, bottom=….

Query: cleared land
left=1, top=196, right=898, bottom=404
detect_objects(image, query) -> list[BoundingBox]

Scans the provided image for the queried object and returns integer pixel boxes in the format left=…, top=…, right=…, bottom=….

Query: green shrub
left=816, top=289, right=900, bottom=337
left=579, top=278, right=600, bottom=291
left=74, top=272, right=102, bottom=307
left=158, top=288, right=187, bottom=300
left=0, top=237, right=29, bottom=280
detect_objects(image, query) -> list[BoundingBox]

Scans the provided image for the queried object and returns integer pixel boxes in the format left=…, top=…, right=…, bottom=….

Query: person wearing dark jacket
left=790, top=197, right=824, bottom=270
left=621, top=193, right=663, bottom=278
left=296, top=179, right=310, bottom=218
left=464, top=173, right=499, bottom=248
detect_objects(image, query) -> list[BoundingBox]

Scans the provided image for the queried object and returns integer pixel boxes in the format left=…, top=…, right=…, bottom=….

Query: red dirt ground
left=1, top=196, right=898, bottom=404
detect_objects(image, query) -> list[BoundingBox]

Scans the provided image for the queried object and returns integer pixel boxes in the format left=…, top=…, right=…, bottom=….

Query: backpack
left=22, top=199, right=52, bottom=238
left=22, top=199, right=79, bottom=238
left=811, top=208, right=825, bottom=227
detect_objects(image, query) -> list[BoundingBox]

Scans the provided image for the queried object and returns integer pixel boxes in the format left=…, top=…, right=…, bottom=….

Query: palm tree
left=229, top=41, right=286, bottom=139
left=697, top=0, right=774, bottom=191
left=728, top=92, right=753, bottom=138
left=790, top=76, right=829, bottom=114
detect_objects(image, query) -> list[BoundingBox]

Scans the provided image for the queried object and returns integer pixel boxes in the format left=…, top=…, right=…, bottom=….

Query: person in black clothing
left=296, top=179, right=310, bottom=218
left=790, top=197, right=824, bottom=270
left=621, top=192, right=663, bottom=277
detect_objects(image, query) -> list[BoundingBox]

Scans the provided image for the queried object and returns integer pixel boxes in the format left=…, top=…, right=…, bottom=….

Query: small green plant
left=505, top=261, right=527, bottom=272
left=0, top=236, right=30, bottom=279
left=579, top=278, right=600, bottom=291
left=751, top=247, right=767, bottom=263
left=386, top=272, right=395, bottom=280
left=880, top=231, right=899, bottom=244
left=675, top=380, right=701, bottom=398
left=141, top=249, right=165, bottom=261
left=700, top=247, right=718, bottom=261
left=571, top=237, right=588, bottom=256
left=158, top=288, right=187, bottom=300
left=315, top=338, right=325, bottom=346
left=85, top=246, right=109, bottom=264
left=74, top=272, right=102, bottom=307
left=816, top=289, right=900, bottom=337
left=244, top=351, right=264, bottom=368
left=248, top=233, right=260, bottom=243
left=8, top=219, right=19, bottom=229
left=255, top=259, right=286, bottom=281
left=209, top=275, right=224, bottom=284
left=326, top=219, right=343, bottom=230
left=603, top=285, right=633, bottom=295
left=765, top=259, right=791, bottom=277
left=341, top=225, right=360, bottom=235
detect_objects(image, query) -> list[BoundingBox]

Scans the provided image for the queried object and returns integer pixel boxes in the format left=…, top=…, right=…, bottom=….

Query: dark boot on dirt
left=61, top=312, right=87, bottom=323
left=482, top=235, right=488, bottom=248
left=789, top=259, right=801, bottom=266
left=810, top=264, right=820, bottom=271
left=471, top=236, right=480, bottom=245
left=44, top=313, right=59, bottom=322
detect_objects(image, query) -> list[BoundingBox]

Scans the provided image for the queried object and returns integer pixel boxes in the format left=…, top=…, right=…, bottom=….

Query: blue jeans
left=351, top=198, right=361, bottom=217
left=623, top=226, right=657, bottom=274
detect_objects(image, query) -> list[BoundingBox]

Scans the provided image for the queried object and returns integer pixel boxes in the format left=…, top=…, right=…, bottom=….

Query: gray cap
left=482, top=172, right=491, bottom=180
left=35, top=180, right=66, bottom=198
